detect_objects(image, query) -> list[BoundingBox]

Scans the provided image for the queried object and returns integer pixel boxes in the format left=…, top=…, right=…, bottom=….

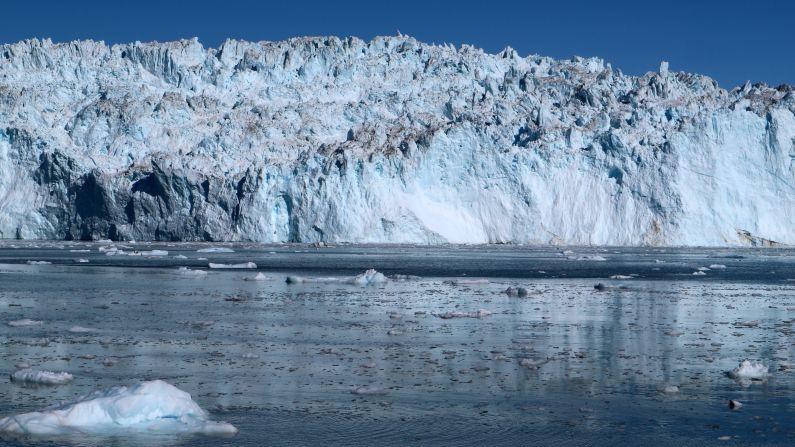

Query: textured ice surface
left=729, top=360, right=769, bottom=381
left=10, top=369, right=73, bottom=385
left=0, top=37, right=793, bottom=245
left=0, top=380, right=236, bottom=436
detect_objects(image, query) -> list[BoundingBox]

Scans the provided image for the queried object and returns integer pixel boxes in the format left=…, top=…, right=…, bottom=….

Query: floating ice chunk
left=25, top=261, right=51, bottom=265
left=244, top=272, right=268, bottom=281
left=728, top=399, right=743, bottom=410
left=729, top=360, right=768, bottom=381
left=608, top=275, right=633, bottom=279
left=197, top=247, right=235, bottom=253
left=173, top=254, right=188, bottom=259
left=660, top=385, right=680, bottom=394
left=568, top=255, right=607, bottom=261
left=68, top=325, right=97, bottom=333
left=142, top=250, right=168, bottom=256
left=436, top=309, right=492, bottom=319
left=102, top=358, right=117, bottom=367
left=348, top=269, right=387, bottom=285
left=391, top=274, right=421, bottom=280
left=177, top=267, right=207, bottom=277
left=10, top=369, right=73, bottom=385
left=14, top=362, right=30, bottom=369
left=0, top=380, right=237, bottom=436
left=8, top=319, right=44, bottom=327
left=520, top=358, right=548, bottom=369
left=242, top=353, right=259, bottom=359
left=697, top=266, right=710, bottom=271
left=208, top=262, right=257, bottom=269
left=351, top=386, right=389, bottom=395
left=709, top=264, right=727, bottom=269
left=692, top=271, right=706, bottom=276
left=69, top=249, right=90, bottom=253
left=75, top=258, right=89, bottom=263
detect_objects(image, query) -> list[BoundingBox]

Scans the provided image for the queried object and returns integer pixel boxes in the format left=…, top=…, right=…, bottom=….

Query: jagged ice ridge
left=1, top=36, right=794, bottom=245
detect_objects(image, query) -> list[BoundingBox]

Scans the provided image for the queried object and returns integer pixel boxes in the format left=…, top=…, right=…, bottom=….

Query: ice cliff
left=0, top=36, right=793, bottom=245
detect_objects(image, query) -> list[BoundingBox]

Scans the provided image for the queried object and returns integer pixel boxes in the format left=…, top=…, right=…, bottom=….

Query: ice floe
left=8, top=319, right=44, bottom=327
left=10, top=369, right=73, bottom=385
left=286, top=269, right=387, bottom=286
left=0, top=380, right=237, bottom=436
left=436, top=309, right=492, bottom=319
left=244, top=272, right=268, bottom=281
left=25, top=260, right=51, bottom=265
left=208, top=262, right=257, bottom=269
left=177, top=267, right=207, bottom=276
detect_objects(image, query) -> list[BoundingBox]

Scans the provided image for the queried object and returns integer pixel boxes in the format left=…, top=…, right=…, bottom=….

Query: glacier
left=0, top=36, right=793, bottom=245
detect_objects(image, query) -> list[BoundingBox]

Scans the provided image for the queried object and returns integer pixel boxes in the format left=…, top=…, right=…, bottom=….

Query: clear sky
left=1, top=0, right=792, bottom=88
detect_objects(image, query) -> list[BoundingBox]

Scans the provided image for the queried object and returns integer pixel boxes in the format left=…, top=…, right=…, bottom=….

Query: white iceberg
left=177, top=267, right=207, bottom=276
left=208, top=262, right=257, bottom=269
left=68, top=325, right=97, bottom=333
left=25, top=260, right=51, bottom=265
left=348, top=269, right=387, bottom=285
left=10, top=369, right=73, bottom=385
left=286, top=269, right=387, bottom=286
left=0, top=380, right=237, bottom=436
left=244, top=272, right=268, bottom=281
left=728, top=360, right=769, bottom=381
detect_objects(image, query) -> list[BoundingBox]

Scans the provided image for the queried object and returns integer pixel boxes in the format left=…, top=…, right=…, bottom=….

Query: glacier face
left=0, top=36, right=793, bottom=245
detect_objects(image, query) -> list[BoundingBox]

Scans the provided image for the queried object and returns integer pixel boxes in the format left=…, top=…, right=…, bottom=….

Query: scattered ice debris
left=10, top=369, right=73, bottom=385
left=349, top=269, right=387, bottom=285
left=351, top=386, right=389, bottom=396
left=177, top=267, right=207, bottom=277
left=391, top=274, right=421, bottom=280
left=68, top=325, right=97, bottom=333
left=386, top=329, right=404, bottom=336
left=444, top=279, right=490, bottom=286
left=660, top=385, right=680, bottom=394
left=75, top=258, right=89, bottom=263
left=244, top=272, right=268, bottom=281
left=609, top=275, right=633, bottom=280
left=25, top=261, right=51, bottom=265
left=208, top=262, right=257, bottom=269
left=197, top=247, right=235, bottom=253
left=242, top=353, right=259, bottom=359
left=436, top=309, right=492, bottom=319
left=8, top=319, right=44, bottom=327
left=728, top=360, right=768, bottom=381
left=697, top=266, right=710, bottom=271
left=692, top=271, right=707, bottom=276
left=505, top=287, right=529, bottom=297
left=710, top=264, right=727, bottom=269
left=728, top=399, right=743, bottom=410
left=0, top=380, right=237, bottom=436
left=173, top=254, right=188, bottom=259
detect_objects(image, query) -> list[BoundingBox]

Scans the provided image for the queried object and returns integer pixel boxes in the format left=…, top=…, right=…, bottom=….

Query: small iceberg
left=197, top=247, right=235, bottom=253
left=0, top=380, right=237, bottom=436
left=349, top=269, right=387, bottom=285
left=208, top=262, right=257, bottom=269
left=142, top=250, right=168, bottom=256
left=609, top=275, right=633, bottom=280
left=8, top=319, right=44, bottom=327
left=68, top=325, right=97, bottom=333
left=25, top=261, right=51, bottom=265
left=244, top=272, right=268, bottom=281
left=11, top=369, right=73, bottom=385
left=728, top=360, right=768, bottom=381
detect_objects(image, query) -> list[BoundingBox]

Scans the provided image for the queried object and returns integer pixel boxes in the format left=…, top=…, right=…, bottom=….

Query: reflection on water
left=0, top=242, right=794, bottom=446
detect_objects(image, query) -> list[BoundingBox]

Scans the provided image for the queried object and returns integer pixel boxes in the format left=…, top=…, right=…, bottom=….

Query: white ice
left=729, top=360, right=769, bottom=381
left=8, top=319, right=44, bottom=327
left=0, top=380, right=237, bottom=436
left=197, top=247, right=235, bottom=253
left=10, top=369, right=73, bottom=385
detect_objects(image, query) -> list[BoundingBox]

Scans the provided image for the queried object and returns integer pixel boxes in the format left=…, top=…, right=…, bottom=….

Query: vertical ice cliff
left=0, top=36, right=793, bottom=245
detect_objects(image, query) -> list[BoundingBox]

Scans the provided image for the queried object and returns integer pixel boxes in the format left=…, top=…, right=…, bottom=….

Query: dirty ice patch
left=0, top=380, right=237, bottom=436
left=11, top=369, right=73, bottom=385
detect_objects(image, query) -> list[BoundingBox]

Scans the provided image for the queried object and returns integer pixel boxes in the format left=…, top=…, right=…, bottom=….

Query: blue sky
left=1, top=0, right=792, bottom=88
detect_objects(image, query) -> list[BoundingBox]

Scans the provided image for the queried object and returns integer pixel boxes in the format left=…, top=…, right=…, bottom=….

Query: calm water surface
left=0, top=241, right=793, bottom=446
